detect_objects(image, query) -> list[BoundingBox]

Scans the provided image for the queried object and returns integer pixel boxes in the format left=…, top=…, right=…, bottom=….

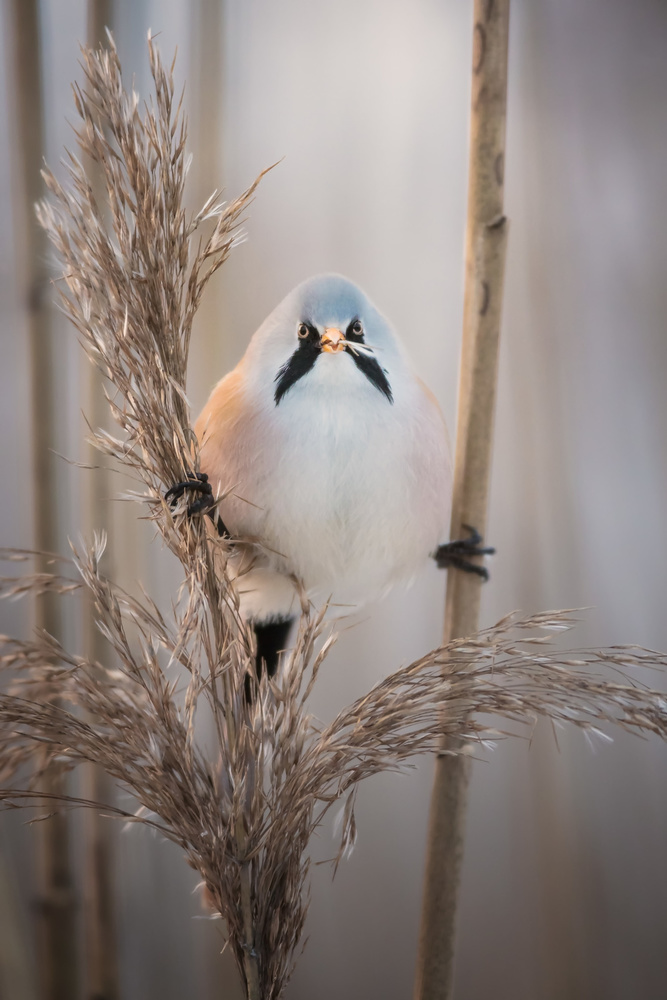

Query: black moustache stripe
left=345, top=347, right=394, bottom=403
left=274, top=337, right=320, bottom=404
left=274, top=335, right=394, bottom=405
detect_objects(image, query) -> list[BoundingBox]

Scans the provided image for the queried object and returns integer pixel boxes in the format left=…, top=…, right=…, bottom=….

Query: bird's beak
left=320, top=327, right=345, bottom=353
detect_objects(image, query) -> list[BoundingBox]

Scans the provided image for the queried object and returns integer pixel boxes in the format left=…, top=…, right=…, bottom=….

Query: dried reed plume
left=1, top=34, right=666, bottom=1000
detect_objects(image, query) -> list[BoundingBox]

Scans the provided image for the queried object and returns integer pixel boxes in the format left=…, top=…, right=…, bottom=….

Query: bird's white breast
left=204, top=350, right=451, bottom=618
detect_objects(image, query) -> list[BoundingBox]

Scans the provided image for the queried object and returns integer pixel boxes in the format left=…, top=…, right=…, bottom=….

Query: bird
left=167, top=274, right=492, bottom=679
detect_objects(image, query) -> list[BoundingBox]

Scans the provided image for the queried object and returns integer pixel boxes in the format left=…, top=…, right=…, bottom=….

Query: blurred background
left=1, top=0, right=667, bottom=998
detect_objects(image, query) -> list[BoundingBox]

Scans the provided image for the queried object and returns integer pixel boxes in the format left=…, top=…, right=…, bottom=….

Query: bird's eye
left=297, top=323, right=309, bottom=339
left=350, top=320, right=364, bottom=337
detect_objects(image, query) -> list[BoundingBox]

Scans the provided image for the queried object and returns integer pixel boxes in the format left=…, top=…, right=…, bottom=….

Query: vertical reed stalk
left=236, top=820, right=260, bottom=1000
left=413, top=3, right=510, bottom=998
left=188, top=10, right=232, bottom=994
left=0, top=855, right=37, bottom=999
left=5, top=3, right=78, bottom=997
left=189, top=0, right=225, bottom=389
left=81, top=11, right=118, bottom=1000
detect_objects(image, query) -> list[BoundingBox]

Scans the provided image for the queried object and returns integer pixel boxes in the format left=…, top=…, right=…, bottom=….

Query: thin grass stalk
left=188, top=7, right=232, bottom=994
left=189, top=0, right=226, bottom=390
left=414, top=3, right=511, bottom=998
left=80, top=7, right=120, bottom=997
left=5, top=3, right=78, bottom=997
left=237, top=818, right=261, bottom=1000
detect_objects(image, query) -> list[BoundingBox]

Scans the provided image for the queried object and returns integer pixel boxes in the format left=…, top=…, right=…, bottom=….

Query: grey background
left=1, top=1, right=666, bottom=997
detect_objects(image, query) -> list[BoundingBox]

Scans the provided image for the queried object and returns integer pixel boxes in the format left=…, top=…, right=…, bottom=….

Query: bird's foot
left=165, top=472, right=229, bottom=537
left=165, top=472, right=215, bottom=515
left=434, top=525, right=495, bottom=581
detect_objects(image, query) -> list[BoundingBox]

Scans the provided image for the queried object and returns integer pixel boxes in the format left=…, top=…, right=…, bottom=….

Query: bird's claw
left=165, top=472, right=215, bottom=516
left=434, top=525, right=495, bottom=581
left=165, top=472, right=230, bottom=538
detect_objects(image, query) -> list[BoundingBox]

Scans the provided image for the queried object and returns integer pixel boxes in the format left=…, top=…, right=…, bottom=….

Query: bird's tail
left=253, top=618, right=294, bottom=679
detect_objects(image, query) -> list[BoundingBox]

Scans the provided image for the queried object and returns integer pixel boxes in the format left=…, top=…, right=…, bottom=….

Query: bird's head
left=244, top=274, right=410, bottom=407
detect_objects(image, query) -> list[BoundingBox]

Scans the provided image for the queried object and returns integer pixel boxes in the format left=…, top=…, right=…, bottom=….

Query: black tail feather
left=253, top=618, right=294, bottom=680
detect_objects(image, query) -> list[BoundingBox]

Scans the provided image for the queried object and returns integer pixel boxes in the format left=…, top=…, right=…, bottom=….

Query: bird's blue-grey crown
left=294, top=274, right=382, bottom=330
left=244, top=274, right=409, bottom=406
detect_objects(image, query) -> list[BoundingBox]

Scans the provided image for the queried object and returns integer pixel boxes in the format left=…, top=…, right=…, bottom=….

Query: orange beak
left=320, top=327, right=345, bottom=353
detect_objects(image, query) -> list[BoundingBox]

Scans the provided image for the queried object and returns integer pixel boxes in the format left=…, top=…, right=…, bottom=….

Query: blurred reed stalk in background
left=0, top=31, right=666, bottom=1000
left=5, top=2, right=78, bottom=997
left=415, top=3, right=510, bottom=999
left=80, top=4, right=120, bottom=999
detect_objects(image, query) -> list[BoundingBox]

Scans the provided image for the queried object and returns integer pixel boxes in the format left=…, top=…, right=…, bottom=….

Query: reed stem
left=413, top=3, right=510, bottom=998
left=6, top=3, right=78, bottom=996
left=235, top=818, right=261, bottom=1000
left=80, top=7, right=119, bottom=1000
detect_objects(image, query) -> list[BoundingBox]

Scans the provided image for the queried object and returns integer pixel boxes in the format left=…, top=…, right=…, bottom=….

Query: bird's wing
left=195, top=362, right=246, bottom=447
left=194, top=360, right=250, bottom=494
left=194, top=362, right=300, bottom=622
